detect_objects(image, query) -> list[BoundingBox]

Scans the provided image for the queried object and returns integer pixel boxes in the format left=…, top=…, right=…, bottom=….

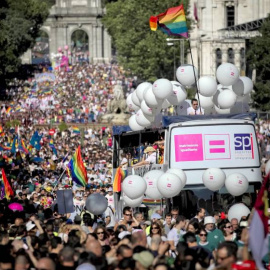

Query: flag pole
left=187, top=37, right=202, bottom=114
left=52, top=166, right=68, bottom=192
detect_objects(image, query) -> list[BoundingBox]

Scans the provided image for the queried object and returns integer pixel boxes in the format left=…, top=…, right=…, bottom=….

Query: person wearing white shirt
left=187, top=98, right=204, bottom=115
left=167, top=216, right=186, bottom=249
left=132, top=146, right=157, bottom=167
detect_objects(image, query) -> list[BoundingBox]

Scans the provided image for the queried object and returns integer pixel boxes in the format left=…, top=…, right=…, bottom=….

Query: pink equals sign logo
left=209, top=140, right=225, bottom=153
left=167, top=183, right=171, bottom=188
left=128, top=180, right=132, bottom=184
left=148, top=181, right=153, bottom=186
left=209, top=175, right=214, bottom=180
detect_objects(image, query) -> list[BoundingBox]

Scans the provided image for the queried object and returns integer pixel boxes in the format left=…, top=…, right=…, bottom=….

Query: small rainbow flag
left=0, top=144, right=11, bottom=151
left=113, top=167, right=127, bottom=193
left=72, top=126, right=80, bottom=134
left=142, top=198, right=163, bottom=206
left=6, top=107, right=11, bottom=114
left=2, top=168, right=14, bottom=200
left=19, top=138, right=29, bottom=154
left=149, top=4, right=188, bottom=38
left=68, top=146, right=87, bottom=187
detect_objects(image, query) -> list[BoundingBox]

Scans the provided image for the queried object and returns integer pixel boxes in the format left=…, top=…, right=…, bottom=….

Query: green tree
left=247, top=15, right=270, bottom=111
left=0, top=0, right=50, bottom=90
left=102, top=0, right=190, bottom=82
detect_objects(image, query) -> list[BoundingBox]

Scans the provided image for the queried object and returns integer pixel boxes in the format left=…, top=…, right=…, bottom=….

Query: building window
left=216, top=49, right=222, bottom=68
left=227, top=48, right=234, bottom=64
left=226, top=6, right=235, bottom=27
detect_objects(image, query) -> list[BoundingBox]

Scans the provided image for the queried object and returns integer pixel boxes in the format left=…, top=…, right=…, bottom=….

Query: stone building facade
left=22, top=0, right=112, bottom=64
left=187, top=0, right=270, bottom=77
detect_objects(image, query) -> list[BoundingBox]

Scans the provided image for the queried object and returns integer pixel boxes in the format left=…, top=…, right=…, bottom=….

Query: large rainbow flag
left=68, top=146, right=87, bottom=187
left=149, top=4, right=188, bottom=38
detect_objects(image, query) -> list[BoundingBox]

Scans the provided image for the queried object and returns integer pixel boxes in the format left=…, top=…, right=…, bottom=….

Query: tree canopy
left=247, top=15, right=270, bottom=111
left=102, top=0, right=190, bottom=82
left=0, top=0, right=50, bottom=87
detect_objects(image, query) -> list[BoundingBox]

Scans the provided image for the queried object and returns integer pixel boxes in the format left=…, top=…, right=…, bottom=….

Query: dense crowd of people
left=1, top=63, right=137, bottom=125
left=0, top=63, right=269, bottom=270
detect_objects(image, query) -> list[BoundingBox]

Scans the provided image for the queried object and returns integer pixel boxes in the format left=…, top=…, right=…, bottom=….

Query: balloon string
left=188, top=37, right=202, bottom=114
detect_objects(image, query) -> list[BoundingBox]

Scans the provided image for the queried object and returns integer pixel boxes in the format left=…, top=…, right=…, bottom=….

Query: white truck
left=112, top=113, right=262, bottom=218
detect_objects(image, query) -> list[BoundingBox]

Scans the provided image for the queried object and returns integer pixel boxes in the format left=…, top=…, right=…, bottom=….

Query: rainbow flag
left=113, top=167, right=127, bottom=193
left=142, top=198, right=163, bottom=206
left=2, top=168, right=14, bottom=200
left=68, top=146, right=87, bottom=187
left=0, top=144, right=11, bottom=151
left=149, top=4, right=188, bottom=38
left=49, top=139, right=57, bottom=156
left=6, top=107, right=11, bottom=114
left=19, top=138, right=29, bottom=154
left=72, top=126, right=80, bottom=134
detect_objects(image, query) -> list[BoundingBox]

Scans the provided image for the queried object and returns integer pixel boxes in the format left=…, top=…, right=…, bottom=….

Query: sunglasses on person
left=152, top=227, right=159, bottom=230
left=225, top=225, right=232, bottom=228
left=97, top=231, right=104, bottom=235
left=124, top=213, right=132, bottom=217
left=200, top=233, right=207, bottom=236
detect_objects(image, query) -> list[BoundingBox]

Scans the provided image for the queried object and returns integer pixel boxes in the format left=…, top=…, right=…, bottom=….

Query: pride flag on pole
left=68, top=146, right=87, bottom=187
left=149, top=4, right=188, bottom=38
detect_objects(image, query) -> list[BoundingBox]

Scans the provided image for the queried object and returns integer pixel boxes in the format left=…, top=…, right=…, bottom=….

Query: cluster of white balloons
left=197, top=63, right=253, bottom=114
left=202, top=168, right=249, bottom=196
left=127, top=63, right=253, bottom=129
left=127, top=78, right=188, bottom=131
left=121, top=168, right=187, bottom=207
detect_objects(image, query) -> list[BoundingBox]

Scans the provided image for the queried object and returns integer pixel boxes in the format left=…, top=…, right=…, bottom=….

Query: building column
left=96, top=24, right=103, bottom=60
left=92, top=24, right=97, bottom=62
left=103, top=28, right=111, bottom=63
left=88, top=24, right=93, bottom=63
left=234, top=47, right=241, bottom=71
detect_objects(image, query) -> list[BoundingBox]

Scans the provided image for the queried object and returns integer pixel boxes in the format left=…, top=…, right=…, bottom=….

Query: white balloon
left=176, top=100, right=191, bottom=115
left=143, top=170, right=164, bottom=199
left=176, top=65, right=198, bottom=87
left=214, top=105, right=230, bottom=114
left=136, top=82, right=152, bottom=102
left=152, top=79, right=173, bottom=99
left=217, top=90, right=237, bottom=109
left=167, top=81, right=187, bottom=105
left=225, top=173, right=249, bottom=196
left=265, top=160, right=270, bottom=175
left=195, top=93, right=214, bottom=108
left=129, top=115, right=144, bottom=131
left=216, top=63, right=239, bottom=86
left=136, top=109, right=154, bottom=127
left=166, top=168, right=187, bottom=187
left=122, top=175, right=147, bottom=199
left=131, top=91, right=141, bottom=107
left=141, top=100, right=157, bottom=116
left=228, top=203, right=250, bottom=222
left=161, top=99, right=171, bottom=109
left=144, top=87, right=163, bottom=108
left=202, top=168, right=226, bottom=191
left=123, top=194, right=144, bottom=208
left=198, top=76, right=217, bottom=97
left=213, top=88, right=222, bottom=107
left=232, top=76, right=253, bottom=96
left=126, top=94, right=140, bottom=112
left=157, top=173, right=183, bottom=198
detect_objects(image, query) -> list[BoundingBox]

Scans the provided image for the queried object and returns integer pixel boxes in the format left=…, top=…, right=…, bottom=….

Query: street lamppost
left=167, top=42, right=176, bottom=80
left=166, top=38, right=185, bottom=66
